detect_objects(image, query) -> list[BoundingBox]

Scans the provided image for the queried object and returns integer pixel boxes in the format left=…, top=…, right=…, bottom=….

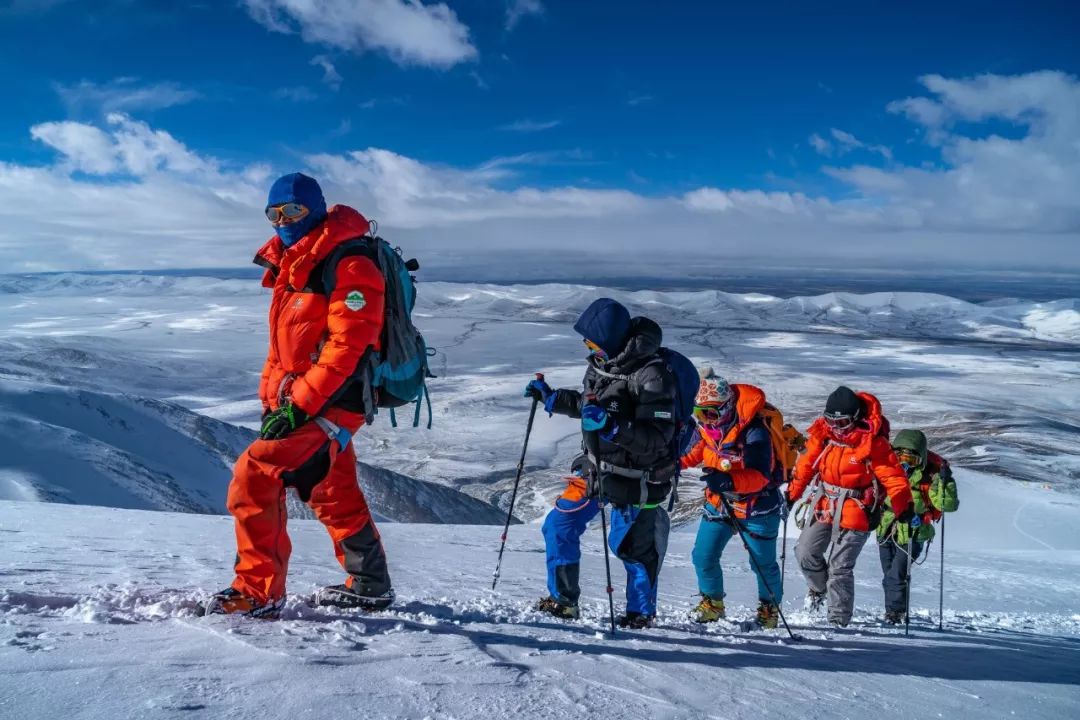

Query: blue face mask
left=901, top=462, right=912, bottom=474
left=273, top=212, right=322, bottom=247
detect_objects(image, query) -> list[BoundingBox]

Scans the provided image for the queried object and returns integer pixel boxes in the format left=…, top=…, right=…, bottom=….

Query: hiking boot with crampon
left=315, top=584, right=395, bottom=611
left=691, top=596, right=726, bottom=624
left=535, top=596, right=581, bottom=620
left=755, top=600, right=780, bottom=629
left=616, top=612, right=655, bottom=629
left=198, top=588, right=284, bottom=619
left=805, top=589, right=826, bottom=613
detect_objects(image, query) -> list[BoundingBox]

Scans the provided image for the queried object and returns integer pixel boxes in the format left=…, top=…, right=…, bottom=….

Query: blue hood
left=573, top=298, right=631, bottom=357
left=267, top=172, right=328, bottom=247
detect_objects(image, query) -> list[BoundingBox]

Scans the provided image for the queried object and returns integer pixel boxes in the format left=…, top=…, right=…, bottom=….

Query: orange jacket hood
left=255, top=204, right=371, bottom=289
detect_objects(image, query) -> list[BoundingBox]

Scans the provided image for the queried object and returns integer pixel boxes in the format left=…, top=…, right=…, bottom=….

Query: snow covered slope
left=0, top=379, right=507, bottom=524
left=1, top=466, right=1078, bottom=720
left=1, top=273, right=1078, bottom=523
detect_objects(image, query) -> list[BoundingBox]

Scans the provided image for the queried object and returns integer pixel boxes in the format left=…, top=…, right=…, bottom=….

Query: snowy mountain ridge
left=4, top=273, right=1077, bottom=346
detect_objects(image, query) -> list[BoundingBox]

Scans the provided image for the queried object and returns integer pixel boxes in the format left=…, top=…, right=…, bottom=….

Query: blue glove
left=581, top=404, right=610, bottom=432
left=524, top=378, right=553, bottom=402
left=703, top=468, right=734, bottom=494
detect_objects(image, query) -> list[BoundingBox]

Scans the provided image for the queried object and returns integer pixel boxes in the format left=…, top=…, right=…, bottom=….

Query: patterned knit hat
left=695, top=367, right=732, bottom=407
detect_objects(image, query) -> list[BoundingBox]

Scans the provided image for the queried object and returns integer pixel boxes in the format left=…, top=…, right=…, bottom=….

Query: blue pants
left=691, top=508, right=782, bottom=604
left=542, top=499, right=670, bottom=616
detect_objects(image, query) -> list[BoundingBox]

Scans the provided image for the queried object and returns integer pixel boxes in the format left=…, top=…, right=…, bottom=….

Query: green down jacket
left=878, top=429, right=959, bottom=545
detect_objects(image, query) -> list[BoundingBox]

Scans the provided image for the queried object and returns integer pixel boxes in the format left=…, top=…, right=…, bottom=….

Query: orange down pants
left=226, top=407, right=390, bottom=603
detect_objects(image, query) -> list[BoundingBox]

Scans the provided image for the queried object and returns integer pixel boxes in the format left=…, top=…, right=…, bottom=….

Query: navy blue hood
left=573, top=298, right=631, bottom=357
left=267, top=172, right=328, bottom=247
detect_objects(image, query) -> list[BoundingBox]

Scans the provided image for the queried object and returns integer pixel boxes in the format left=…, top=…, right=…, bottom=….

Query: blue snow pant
left=542, top=499, right=670, bottom=616
left=691, top=506, right=783, bottom=604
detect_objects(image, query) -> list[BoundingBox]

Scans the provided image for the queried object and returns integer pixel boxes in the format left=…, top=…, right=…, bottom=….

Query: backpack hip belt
left=589, top=456, right=675, bottom=506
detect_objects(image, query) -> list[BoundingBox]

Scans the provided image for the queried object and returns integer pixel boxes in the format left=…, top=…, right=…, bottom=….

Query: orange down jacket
left=254, top=204, right=385, bottom=417
left=680, top=383, right=773, bottom=518
left=788, top=392, right=913, bottom=532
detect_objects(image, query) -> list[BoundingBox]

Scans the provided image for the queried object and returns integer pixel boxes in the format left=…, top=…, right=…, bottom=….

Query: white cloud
left=809, top=133, right=831, bottom=156
left=497, top=119, right=561, bottom=132
left=627, top=93, right=654, bottom=107
left=833, top=70, right=1080, bottom=233
left=242, top=0, right=477, bottom=69
left=55, top=78, right=200, bottom=114
left=274, top=86, right=319, bottom=102
left=820, top=128, right=892, bottom=160
left=306, top=148, right=644, bottom=227
left=30, top=122, right=119, bottom=174
left=311, top=55, right=342, bottom=90
left=506, top=0, right=543, bottom=31
left=3, top=72, right=1079, bottom=274
left=683, top=188, right=824, bottom=216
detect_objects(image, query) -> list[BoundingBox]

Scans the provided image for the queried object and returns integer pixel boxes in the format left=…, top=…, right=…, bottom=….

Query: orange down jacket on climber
left=788, top=391, right=912, bottom=532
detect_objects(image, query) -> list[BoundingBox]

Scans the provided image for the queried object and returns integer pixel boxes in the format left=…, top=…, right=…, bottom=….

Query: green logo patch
left=344, top=290, right=366, bottom=311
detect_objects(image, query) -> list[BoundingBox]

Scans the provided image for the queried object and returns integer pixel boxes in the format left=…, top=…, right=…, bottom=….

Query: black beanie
left=825, top=386, right=862, bottom=418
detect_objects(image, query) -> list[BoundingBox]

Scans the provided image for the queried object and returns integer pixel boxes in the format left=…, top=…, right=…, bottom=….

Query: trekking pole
left=716, top=493, right=797, bottom=641
left=491, top=373, right=543, bottom=591
left=938, top=513, right=945, bottom=632
left=904, top=516, right=921, bottom=637
left=585, top=428, right=617, bottom=636
left=596, top=480, right=617, bottom=636
left=780, top=507, right=789, bottom=597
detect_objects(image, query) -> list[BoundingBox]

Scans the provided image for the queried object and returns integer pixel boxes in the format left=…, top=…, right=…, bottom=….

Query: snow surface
left=1, top=469, right=1078, bottom=720
left=1, top=273, right=1079, bottom=718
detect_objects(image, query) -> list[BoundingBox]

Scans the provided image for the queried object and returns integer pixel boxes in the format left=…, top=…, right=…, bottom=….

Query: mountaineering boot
left=199, top=588, right=284, bottom=620
left=315, top=584, right=395, bottom=611
left=691, top=596, right=726, bottom=624
left=616, top=612, right=655, bottom=629
left=535, top=596, right=581, bottom=620
left=884, top=609, right=906, bottom=625
left=755, top=600, right=780, bottom=629
left=805, top=589, right=826, bottom=613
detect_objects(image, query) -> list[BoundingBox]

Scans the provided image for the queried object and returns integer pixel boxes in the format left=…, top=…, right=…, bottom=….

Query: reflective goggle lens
left=265, top=203, right=308, bottom=223
left=583, top=339, right=607, bottom=359
left=895, top=449, right=920, bottom=465
left=823, top=412, right=856, bottom=431
left=693, top=406, right=721, bottom=423
left=694, top=403, right=733, bottom=426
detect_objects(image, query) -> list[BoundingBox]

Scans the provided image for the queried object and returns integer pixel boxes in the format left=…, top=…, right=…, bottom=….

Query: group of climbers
left=530, top=313, right=960, bottom=629
left=200, top=171, right=959, bottom=631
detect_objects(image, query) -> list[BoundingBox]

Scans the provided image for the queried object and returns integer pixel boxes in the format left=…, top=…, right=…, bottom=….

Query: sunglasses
left=823, top=412, right=857, bottom=432
left=265, top=202, right=309, bottom=224
left=583, top=338, right=608, bottom=360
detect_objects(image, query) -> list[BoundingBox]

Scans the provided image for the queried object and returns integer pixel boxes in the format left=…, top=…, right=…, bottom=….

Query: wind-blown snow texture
left=1, top=274, right=1078, bottom=718
left=1, top=476, right=1078, bottom=720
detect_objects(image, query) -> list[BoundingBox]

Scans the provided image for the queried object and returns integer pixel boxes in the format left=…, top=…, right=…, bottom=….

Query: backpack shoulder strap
left=314, top=237, right=377, bottom=297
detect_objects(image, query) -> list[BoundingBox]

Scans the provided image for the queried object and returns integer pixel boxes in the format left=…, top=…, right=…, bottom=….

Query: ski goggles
left=895, top=449, right=921, bottom=467
left=822, top=412, right=857, bottom=432
left=693, top=403, right=734, bottom=426
left=265, top=202, right=309, bottom=224
left=583, top=338, right=608, bottom=361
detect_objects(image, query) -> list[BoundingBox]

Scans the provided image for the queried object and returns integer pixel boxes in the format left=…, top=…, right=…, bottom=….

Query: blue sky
left=1, top=0, right=1078, bottom=273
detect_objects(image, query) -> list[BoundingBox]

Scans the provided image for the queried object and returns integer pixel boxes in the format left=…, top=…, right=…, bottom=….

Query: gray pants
left=795, top=518, right=870, bottom=625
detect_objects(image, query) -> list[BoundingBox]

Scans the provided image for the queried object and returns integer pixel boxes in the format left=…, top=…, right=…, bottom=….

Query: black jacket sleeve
left=548, top=388, right=583, bottom=418
left=608, top=362, right=676, bottom=461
